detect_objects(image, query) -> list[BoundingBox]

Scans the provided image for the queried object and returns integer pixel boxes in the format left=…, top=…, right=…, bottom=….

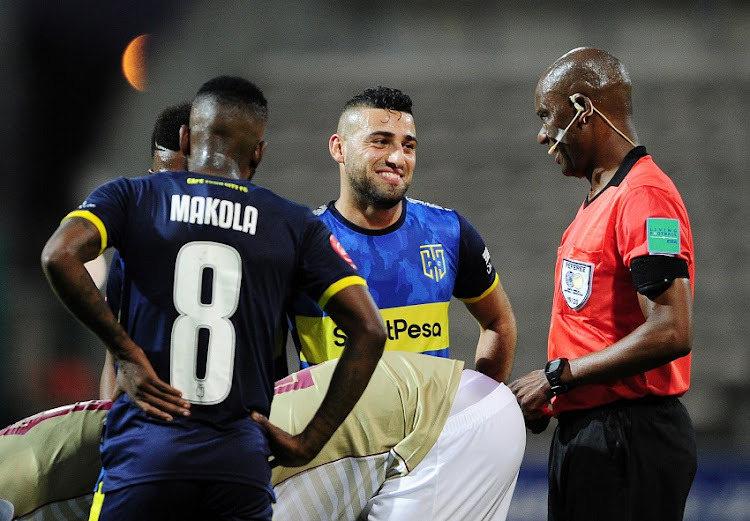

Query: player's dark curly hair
left=151, top=101, right=191, bottom=153
left=343, top=86, right=413, bottom=115
left=195, top=76, right=268, bottom=122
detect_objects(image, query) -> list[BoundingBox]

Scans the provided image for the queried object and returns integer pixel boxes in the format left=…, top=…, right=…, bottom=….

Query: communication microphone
left=548, top=93, right=636, bottom=155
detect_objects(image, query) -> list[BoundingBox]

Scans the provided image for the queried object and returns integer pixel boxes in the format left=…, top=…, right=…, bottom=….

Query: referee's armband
left=630, top=255, right=689, bottom=300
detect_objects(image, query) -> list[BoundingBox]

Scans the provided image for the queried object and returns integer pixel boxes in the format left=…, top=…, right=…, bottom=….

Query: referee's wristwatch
left=544, top=358, right=571, bottom=396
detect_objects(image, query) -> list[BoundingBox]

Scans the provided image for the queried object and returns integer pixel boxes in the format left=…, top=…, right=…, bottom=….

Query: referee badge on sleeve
left=561, top=258, right=594, bottom=310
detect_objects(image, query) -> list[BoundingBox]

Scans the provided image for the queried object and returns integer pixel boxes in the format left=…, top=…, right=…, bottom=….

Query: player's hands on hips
left=252, top=411, right=322, bottom=468
left=509, top=370, right=553, bottom=433
left=114, top=346, right=191, bottom=421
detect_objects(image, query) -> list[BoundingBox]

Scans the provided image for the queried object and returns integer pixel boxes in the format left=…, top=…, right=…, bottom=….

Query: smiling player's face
left=340, top=108, right=417, bottom=209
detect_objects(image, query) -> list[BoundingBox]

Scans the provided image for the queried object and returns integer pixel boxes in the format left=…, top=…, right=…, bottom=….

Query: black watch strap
left=545, top=358, right=571, bottom=396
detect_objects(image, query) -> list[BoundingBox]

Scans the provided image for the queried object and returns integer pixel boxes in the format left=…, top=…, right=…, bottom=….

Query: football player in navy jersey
left=291, top=86, right=517, bottom=383
left=41, top=76, right=386, bottom=521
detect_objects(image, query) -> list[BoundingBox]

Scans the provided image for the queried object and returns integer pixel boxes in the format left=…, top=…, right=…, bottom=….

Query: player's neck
left=334, top=197, right=403, bottom=230
left=187, top=152, right=250, bottom=180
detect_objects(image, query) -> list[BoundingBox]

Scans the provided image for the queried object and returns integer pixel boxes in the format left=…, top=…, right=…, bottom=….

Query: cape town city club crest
left=420, top=244, right=447, bottom=281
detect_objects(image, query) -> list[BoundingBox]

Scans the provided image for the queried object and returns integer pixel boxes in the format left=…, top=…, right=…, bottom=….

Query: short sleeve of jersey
left=67, top=177, right=135, bottom=253
left=296, top=213, right=365, bottom=307
left=452, top=213, right=498, bottom=301
left=616, top=185, right=693, bottom=269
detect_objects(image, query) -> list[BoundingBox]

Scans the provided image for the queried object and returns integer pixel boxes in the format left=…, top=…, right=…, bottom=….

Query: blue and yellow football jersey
left=67, top=171, right=364, bottom=492
left=292, top=198, right=498, bottom=366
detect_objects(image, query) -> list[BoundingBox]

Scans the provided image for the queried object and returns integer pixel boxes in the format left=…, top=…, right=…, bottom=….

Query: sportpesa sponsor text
left=295, top=302, right=450, bottom=362
left=333, top=318, right=443, bottom=346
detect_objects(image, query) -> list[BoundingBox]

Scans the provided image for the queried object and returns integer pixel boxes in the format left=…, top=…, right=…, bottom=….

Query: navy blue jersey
left=67, top=171, right=365, bottom=491
left=106, top=250, right=289, bottom=380
left=292, top=198, right=498, bottom=366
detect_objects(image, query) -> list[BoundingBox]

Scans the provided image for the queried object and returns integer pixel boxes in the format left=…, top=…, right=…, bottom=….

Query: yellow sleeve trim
left=317, top=275, right=367, bottom=310
left=63, top=210, right=108, bottom=256
left=459, top=272, right=499, bottom=304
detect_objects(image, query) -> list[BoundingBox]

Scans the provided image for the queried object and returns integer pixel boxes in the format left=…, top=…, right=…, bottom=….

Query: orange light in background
left=122, top=34, right=149, bottom=92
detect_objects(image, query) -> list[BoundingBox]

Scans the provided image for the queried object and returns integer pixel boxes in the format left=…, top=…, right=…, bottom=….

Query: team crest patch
left=421, top=244, right=447, bottom=281
left=561, top=258, right=594, bottom=310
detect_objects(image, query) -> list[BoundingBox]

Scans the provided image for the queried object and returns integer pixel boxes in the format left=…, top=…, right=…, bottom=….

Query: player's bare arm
left=41, top=217, right=190, bottom=421
left=254, top=284, right=385, bottom=467
left=467, top=282, right=517, bottom=384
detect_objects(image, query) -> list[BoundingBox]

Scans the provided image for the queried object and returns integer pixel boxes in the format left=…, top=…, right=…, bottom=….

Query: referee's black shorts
left=548, top=395, right=697, bottom=521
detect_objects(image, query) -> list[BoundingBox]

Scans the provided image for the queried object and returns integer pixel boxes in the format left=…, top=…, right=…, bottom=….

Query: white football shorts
left=360, top=370, right=527, bottom=521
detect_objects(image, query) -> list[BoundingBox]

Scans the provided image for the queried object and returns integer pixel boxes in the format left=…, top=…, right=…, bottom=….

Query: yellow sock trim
left=88, top=481, right=105, bottom=521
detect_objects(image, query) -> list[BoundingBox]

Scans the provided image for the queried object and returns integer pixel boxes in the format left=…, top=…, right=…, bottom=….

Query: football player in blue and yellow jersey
left=291, top=86, right=517, bottom=383
left=41, top=76, right=386, bottom=521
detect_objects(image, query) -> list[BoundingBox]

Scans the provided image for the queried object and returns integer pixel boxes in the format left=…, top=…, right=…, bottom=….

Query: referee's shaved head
left=539, top=47, right=633, bottom=117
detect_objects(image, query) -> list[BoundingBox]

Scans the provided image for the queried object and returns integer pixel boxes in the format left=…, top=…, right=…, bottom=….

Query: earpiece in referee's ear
left=569, top=93, right=593, bottom=124
left=570, top=93, right=586, bottom=112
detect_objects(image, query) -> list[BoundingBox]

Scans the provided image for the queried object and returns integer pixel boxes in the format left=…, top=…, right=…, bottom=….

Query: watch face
left=548, top=359, right=561, bottom=372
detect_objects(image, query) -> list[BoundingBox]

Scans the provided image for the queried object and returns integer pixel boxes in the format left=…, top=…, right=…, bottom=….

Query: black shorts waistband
left=558, top=395, right=681, bottom=422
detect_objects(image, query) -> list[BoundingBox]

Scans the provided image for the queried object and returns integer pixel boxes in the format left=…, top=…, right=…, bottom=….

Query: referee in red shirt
left=510, top=47, right=696, bottom=521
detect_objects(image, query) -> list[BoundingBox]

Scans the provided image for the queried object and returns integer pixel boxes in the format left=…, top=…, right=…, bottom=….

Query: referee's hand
left=509, top=369, right=554, bottom=434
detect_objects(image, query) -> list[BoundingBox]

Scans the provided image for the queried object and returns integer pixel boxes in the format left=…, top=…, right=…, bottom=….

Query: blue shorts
left=90, top=480, right=274, bottom=521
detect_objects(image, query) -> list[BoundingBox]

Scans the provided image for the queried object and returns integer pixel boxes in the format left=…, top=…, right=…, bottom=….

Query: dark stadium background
left=2, top=1, right=748, bottom=518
